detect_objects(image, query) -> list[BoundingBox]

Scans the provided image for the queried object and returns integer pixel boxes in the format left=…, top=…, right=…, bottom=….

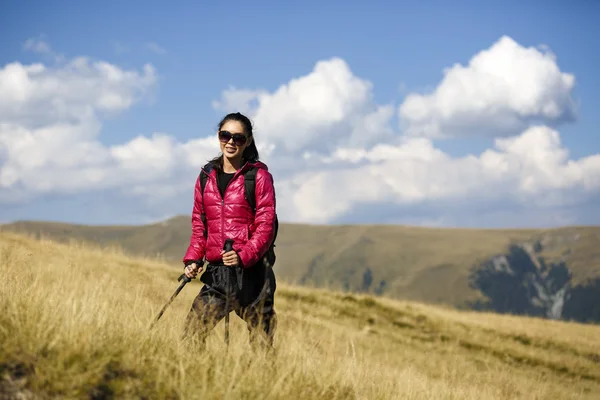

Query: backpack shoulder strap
left=200, top=170, right=208, bottom=194
left=199, top=163, right=213, bottom=239
left=243, top=167, right=258, bottom=213
left=244, top=167, right=278, bottom=243
left=199, top=162, right=213, bottom=194
left=243, top=167, right=278, bottom=268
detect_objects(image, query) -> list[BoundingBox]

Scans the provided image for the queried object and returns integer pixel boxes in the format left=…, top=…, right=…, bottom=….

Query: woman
left=181, top=112, right=277, bottom=351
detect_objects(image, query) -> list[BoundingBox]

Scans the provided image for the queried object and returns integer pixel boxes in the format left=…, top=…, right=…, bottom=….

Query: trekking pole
left=223, top=238, right=234, bottom=348
left=150, top=272, right=192, bottom=329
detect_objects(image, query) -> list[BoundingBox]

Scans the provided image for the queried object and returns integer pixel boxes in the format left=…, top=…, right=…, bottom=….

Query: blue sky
left=1, top=0, right=599, bottom=227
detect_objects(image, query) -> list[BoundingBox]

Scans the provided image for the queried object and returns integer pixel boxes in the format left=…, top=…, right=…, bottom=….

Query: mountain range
left=2, top=216, right=599, bottom=323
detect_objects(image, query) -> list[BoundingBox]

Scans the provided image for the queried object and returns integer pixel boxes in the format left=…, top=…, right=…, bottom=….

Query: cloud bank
left=1, top=35, right=598, bottom=227
left=399, top=36, right=578, bottom=139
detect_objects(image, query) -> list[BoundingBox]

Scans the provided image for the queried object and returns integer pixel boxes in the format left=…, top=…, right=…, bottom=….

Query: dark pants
left=183, top=262, right=277, bottom=350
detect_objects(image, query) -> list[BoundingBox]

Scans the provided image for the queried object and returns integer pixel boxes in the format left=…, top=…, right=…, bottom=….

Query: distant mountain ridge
left=469, top=239, right=600, bottom=323
left=2, top=216, right=600, bottom=323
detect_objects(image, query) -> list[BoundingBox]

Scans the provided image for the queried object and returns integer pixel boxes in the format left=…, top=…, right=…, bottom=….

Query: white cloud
left=212, top=87, right=268, bottom=116
left=0, top=57, right=157, bottom=127
left=398, top=35, right=578, bottom=139
left=23, top=37, right=51, bottom=54
left=145, top=42, right=167, bottom=55
left=284, top=125, right=600, bottom=223
left=0, top=122, right=219, bottom=200
left=213, top=57, right=394, bottom=154
left=1, top=35, right=599, bottom=228
left=0, top=51, right=218, bottom=204
left=22, top=36, right=67, bottom=64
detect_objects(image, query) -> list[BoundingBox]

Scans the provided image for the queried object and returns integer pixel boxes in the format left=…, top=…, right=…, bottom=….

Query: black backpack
left=199, top=165, right=279, bottom=268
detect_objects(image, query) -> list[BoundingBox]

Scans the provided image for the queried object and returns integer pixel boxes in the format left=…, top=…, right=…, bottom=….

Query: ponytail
left=243, top=138, right=259, bottom=163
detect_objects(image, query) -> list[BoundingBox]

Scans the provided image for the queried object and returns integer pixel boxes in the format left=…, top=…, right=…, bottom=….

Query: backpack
left=199, top=165, right=279, bottom=268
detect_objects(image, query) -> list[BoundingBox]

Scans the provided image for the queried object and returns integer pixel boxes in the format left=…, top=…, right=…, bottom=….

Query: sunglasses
left=218, top=130, right=248, bottom=146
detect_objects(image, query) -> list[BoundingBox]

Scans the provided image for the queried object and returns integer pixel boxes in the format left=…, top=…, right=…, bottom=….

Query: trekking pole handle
left=224, top=238, right=234, bottom=252
left=178, top=273, right=192, bottom=283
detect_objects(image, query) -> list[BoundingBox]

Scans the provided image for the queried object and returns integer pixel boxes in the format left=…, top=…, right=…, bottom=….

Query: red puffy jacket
left=182, top=161, right=276, bottom=268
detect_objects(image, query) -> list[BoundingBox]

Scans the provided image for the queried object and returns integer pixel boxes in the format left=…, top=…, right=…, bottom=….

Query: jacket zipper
left=217, top=171, right=225, bottom=250
left=219, top=162, right=249, bottom=251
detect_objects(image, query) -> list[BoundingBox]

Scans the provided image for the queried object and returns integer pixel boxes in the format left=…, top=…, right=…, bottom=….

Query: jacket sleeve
left=237, top=169, right=276, bottom=268
left=182, top=175, right=206, bottom=264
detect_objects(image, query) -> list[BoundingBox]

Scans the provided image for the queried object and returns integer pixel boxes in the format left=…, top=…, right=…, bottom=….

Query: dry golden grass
left=4, top=218, right=599, bottom=309
left=1, top=232, right=600, bottom=399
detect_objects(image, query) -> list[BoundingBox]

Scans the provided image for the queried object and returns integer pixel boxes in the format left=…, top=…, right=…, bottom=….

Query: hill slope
left=1, top=232, right=600, bottom=399
left=2, top=217, right=600, bottom=321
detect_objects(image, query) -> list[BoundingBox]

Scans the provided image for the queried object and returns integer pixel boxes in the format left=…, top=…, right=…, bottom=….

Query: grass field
left=3, top=217, right=600, bottom=309
left=2, top=232, right=600, bottom=399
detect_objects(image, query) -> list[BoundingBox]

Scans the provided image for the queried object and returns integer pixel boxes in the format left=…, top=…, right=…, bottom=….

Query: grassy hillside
left=2, top=232, right=600, bottom=399
left=3, top=217, right=600, bottom=310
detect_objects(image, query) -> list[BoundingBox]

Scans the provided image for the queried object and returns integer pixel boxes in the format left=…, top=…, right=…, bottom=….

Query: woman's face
left=218, top=120, right=251, bottom=162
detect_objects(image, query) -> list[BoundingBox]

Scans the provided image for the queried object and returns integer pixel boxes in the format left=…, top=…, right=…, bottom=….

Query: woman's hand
left=221, top=250, right=240, bottom=267
left=184, top=262, right=202, bottom=279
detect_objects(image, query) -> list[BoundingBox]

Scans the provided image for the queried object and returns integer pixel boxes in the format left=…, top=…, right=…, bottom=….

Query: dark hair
left=208, top=112, right=260, bottom=169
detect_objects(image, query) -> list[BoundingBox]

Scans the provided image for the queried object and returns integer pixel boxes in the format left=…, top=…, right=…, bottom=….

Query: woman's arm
left=237, top=169, right=276, bottom=268
left=182, top=175, right=206, bottom=264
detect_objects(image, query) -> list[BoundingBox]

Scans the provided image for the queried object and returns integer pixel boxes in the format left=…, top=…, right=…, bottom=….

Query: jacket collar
left=201, top=160, right=266, bottom=182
